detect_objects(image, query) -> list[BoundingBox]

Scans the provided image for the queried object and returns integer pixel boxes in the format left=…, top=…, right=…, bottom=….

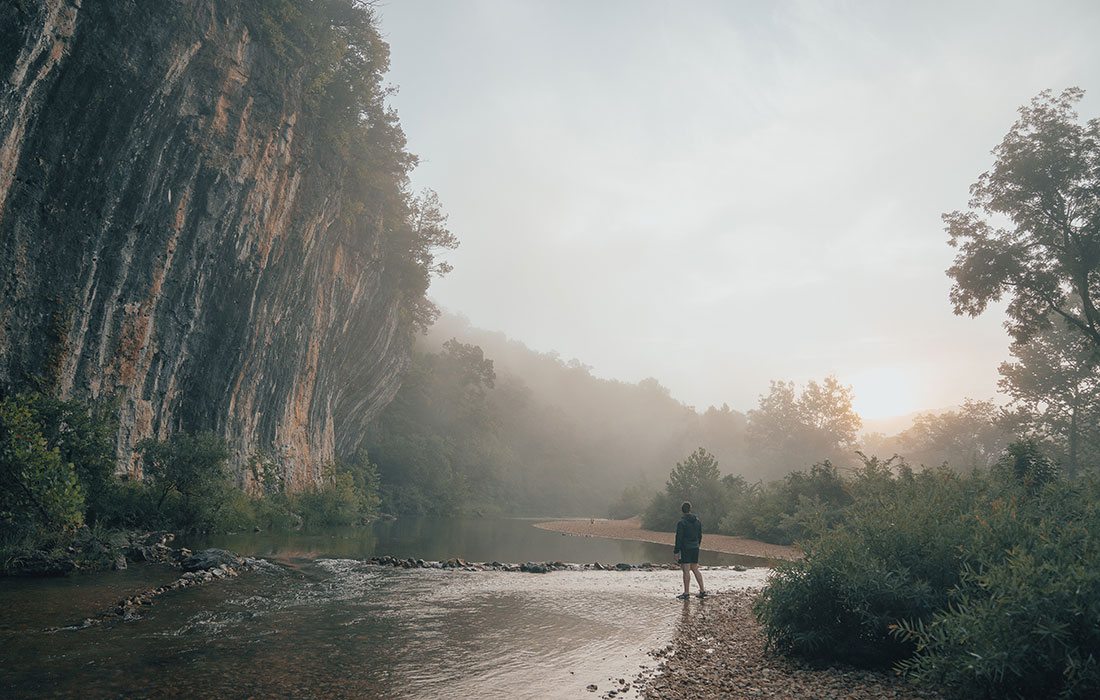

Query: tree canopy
left=746, top=376, right=861, bottom=478
left=946, top=88, right=1100, bottom=351
left=998, top=312, right=1100, bottom=476
left=896, top=400, right=1011, bottom=472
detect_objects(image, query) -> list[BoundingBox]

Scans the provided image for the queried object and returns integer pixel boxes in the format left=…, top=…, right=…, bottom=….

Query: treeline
left=364, top=314, right=877, bottom=518
left=368, top=295, right=1100, bottom=519
left=362, top=327, right=744, bottom=516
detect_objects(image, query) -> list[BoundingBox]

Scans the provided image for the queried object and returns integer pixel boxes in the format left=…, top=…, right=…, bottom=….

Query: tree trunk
left=1068, top=406, right=1079, bottom=479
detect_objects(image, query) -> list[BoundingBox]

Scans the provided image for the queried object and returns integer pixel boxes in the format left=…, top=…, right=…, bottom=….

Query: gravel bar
left=632, top=590, right=943, bottom=700
left=534, top=517, right=802, bottom=562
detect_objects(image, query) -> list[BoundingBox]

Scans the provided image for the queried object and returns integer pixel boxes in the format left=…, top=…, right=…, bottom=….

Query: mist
left=379, top=0, right=1100, bottom=420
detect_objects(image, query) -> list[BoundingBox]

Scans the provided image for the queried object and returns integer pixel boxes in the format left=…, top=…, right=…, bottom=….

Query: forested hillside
left=364, top=314, right=747, bottom=515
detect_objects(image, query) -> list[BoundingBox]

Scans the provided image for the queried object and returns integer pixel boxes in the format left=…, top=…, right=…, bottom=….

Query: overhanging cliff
left=0, top=0, right=440, bottom=489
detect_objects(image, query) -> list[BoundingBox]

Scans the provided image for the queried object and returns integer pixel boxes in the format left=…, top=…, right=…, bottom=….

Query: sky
left=376, top=0, right=1100, bottom=420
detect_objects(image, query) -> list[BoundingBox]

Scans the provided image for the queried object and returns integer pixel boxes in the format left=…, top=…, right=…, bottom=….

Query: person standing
left=674, top=501, right=706, bottom=599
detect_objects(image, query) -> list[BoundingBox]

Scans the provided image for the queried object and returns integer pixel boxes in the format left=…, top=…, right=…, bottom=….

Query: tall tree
left=998, top=313, right=1100, bottom=477
left=897, top=400, right=1012, bottom=472
left=746, top=376, right=861, bottom=478
left=946, top=88, right=1100, bottom=351
left=666, top=447, right=722, bottom=501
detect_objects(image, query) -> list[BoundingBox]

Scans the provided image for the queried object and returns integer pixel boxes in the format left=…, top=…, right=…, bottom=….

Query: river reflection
left=190, top=517, right=765, bottom=568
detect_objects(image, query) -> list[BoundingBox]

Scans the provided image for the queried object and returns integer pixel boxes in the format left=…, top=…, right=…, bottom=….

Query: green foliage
left=135, top=431, right=232, bottom=532
left=995, top=439, right=1059, bottom=493
left=752, top=438, right=1100, bottom=697
left=0, top=388, right=387, bottom=556
left=998, top=311, right=1100, bottom=477
left=642, top=448, right=724, bottom=530
left=295, top=473, right=361, bottom=528
left=719, top=461, right=853, bottom=545
left=295, top=451, right=383, bottom=528
left=754, top=464, right=978, bottom=666
left=946, top=87, right=1100, bottom=353
left=21, top=393, right=118, bottom=522
left=746, top=376, right=862, bottom=479
left=666, top=447, right=721, bottom=499
left=366, top=340, right=497, bottom=515
left=894, top=483, right=1100, bottom=698
left=898, top=399, right=1012, bottom=472
left=0, top=395, right=85, bottom=542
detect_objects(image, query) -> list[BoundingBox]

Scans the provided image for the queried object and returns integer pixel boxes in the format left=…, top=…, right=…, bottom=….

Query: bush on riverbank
left=120, top=434, right=383, bottom=532
left=1, top=394, right=100, bottom=548
left=0, top=391, right=385, bottom=574
left=629, top=447, right=863, bottom=546
left=754, top=442, right=1100, bottom=698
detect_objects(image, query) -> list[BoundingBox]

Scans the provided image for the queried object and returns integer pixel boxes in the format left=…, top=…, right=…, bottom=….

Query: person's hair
left=681, top=501, right=691, bottom=513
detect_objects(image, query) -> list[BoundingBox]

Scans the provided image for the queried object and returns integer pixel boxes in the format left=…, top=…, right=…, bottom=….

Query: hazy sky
left=378, top=0, right=1100, bottom=420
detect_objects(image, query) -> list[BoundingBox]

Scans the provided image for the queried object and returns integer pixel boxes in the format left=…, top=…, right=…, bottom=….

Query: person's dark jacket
left=674, top=512, right=702, bottom=554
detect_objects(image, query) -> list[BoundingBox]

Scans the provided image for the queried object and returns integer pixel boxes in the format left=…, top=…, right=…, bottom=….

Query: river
left=0, top=518, right=771, bottom=698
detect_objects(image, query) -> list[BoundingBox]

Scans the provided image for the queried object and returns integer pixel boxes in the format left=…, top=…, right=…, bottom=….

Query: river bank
left=632, top=590, right=941, bottom=700
left=534, top=517, right=801, bottom=562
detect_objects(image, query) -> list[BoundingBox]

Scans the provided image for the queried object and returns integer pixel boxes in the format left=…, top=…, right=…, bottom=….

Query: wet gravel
left=633, top=590, right=943, bottom=700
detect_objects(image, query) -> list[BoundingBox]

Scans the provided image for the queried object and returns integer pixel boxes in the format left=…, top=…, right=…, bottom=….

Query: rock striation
left=0, top=1, right=423, bottom=487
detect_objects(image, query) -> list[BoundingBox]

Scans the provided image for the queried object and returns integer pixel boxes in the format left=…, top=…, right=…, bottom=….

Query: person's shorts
left=679, top=548, right=700, bottom=564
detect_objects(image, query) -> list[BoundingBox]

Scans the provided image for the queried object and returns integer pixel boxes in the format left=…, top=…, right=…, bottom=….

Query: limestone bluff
left=0, top=0, right=448, bottom=489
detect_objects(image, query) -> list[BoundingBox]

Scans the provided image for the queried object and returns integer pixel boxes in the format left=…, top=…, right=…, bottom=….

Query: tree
left=995, top=439, right=1059, bottom=493
left=366, top=340, right=498, bottom=515
left=946, top=88, right=1100, bottom=352
left=897, top=400, right=1012, bottom=472
left=666, top=447, right=722, bottom=500
left=643, top=447, right=724, bottom=530
left=137, top=431, right=231, bottom=531
left=24, top=394, right=118, bottom=522
left=746, top=376, right=862, bottom=478
left=998, top=312, right=1100, bottom=477
left=0, top=395, right=85, bottom=540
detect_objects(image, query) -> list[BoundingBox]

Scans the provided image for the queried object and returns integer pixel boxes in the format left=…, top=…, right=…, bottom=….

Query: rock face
left=0, top=1, right=416, bottom=487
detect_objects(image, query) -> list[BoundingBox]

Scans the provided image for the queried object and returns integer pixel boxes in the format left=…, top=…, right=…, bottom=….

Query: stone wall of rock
left=0, top=0, right=415, bottom=488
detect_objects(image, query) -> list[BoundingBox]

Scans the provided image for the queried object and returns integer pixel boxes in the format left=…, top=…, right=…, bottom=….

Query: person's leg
left=681, top=564, right=691, bottom=594
left=691, top=563, right=704, bottom=593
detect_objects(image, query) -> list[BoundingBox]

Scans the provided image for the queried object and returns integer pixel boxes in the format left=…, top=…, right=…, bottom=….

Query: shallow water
left=191, top=516, right=766, bottom=568
left=0, top=518, right=770, bottom=698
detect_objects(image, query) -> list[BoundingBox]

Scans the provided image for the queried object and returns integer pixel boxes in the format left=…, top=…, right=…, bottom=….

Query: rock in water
left=180, top=549, right=243, bottom=572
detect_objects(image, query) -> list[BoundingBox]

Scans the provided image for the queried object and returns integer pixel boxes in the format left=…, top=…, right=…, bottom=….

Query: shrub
left=0, top=395, right=85, bottom=542
left=755, top=439, right=1100, bottom=698
left=296, top=473, right=362, bottom=527
left=754, top=466, right=983, bottom=666
left=641, top=489, right=681, bottom=531
left=894, top=479, right=1100, bottom=698
left=23, top=393, right=118, bottom=523
left=719, top=461, right=853, bottom=545
left=135, top=431, right=232, bottom=532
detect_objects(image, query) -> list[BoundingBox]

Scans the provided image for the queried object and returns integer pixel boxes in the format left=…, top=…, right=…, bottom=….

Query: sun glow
left=848, top=367, right=921, bottom=422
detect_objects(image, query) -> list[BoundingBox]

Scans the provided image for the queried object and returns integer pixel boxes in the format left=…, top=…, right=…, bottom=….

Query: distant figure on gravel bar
left=674, top=501, right=706, bottom=599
